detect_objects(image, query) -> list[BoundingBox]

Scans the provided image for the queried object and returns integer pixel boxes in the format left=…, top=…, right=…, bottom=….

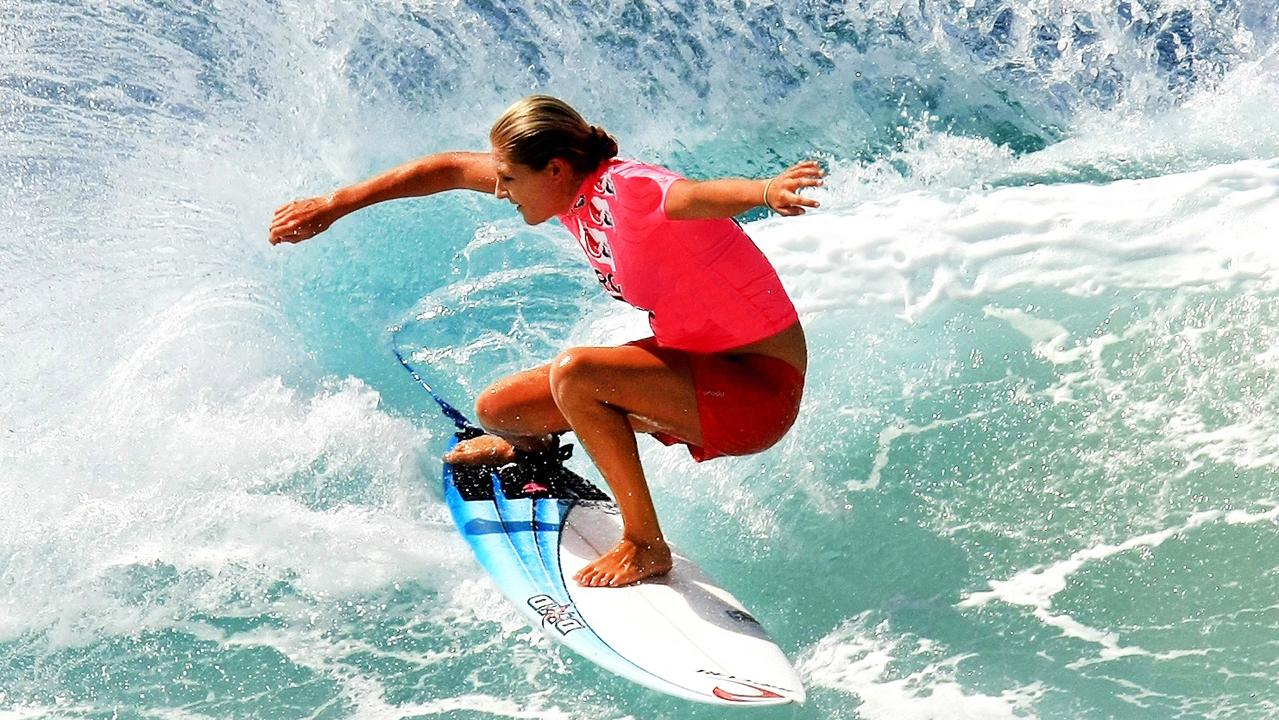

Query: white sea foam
left=0, top=704, right=101, bottom=720
left=847, top=410, right=993, bottom=492
left=441, top=578, right=536, bottom=638
left=216, top=619, right=611, bottom=720
left=799, top=614, right=1046, bottom=719
left=1025, top=50, right=1279, bottom=177
left=760, top=157, right=1279, bottom=321
left=960, top=504, right=1279, bottom=663
left=0, top=376, right=464, bottom=643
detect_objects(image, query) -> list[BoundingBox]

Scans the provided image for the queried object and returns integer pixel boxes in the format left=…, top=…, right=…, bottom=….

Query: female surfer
left=269, top=95, right=821, bottom=588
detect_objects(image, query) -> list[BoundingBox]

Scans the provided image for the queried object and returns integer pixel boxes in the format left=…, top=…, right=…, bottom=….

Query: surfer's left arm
left=663, top=160, right=823, bottom=220
left=269, top=152, right=496, bottom=245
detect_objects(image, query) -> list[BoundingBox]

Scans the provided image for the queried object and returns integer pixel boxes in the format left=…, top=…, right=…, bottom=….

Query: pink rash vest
left=556, top=159, right=798, bottom=353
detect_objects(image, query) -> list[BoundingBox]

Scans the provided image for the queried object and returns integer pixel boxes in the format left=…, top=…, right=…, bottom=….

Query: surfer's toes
left=443, top=434, right=517, bottom=465
left=574, top=538, right=673, bottom=588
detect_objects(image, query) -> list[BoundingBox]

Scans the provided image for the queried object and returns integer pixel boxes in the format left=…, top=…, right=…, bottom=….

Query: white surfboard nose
left=561, top=507, right=805, bottom=706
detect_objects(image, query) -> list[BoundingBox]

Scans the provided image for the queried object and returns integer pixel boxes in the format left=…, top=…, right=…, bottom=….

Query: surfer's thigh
left=474, top=363, right=570, bottom=435
left=548, top=340, right=703, bottom=446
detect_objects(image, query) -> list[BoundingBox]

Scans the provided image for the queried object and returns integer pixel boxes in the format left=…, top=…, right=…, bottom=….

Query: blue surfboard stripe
left=533, top=498, right=571, bottom=598
left=444, top=466, right=530, bottom=591
left=490, top=473, right=562, bottom=600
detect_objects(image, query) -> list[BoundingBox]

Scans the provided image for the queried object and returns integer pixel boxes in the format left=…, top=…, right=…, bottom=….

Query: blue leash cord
left=390, top=333, right=480, bottom=435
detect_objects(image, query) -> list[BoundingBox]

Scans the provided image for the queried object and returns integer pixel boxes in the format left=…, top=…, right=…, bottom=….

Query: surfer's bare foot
left=574, top=536, right=673, bottom=587
left=443, top=434, right=518, bottom=465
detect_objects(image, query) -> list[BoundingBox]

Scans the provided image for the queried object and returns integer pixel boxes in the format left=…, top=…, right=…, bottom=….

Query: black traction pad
left=448, top=437, right=611, bottom=503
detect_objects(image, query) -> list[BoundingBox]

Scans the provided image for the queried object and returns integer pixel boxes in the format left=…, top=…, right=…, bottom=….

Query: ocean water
left=3, top=1, right=1279, bottom=718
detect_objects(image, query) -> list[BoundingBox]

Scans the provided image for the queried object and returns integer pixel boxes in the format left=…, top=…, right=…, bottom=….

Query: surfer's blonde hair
left=490, top=95, right=618, bottom=172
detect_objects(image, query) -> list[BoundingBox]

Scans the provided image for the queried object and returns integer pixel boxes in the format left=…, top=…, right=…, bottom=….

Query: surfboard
left=443, top=430, right=806, bottom=706
left=392, top=345, right=805, bottom=705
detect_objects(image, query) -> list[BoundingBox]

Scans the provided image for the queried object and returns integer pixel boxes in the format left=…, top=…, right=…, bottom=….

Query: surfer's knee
left=473, top=381, right=510, bottom=430
left=548, top=347, right=598, bottom=406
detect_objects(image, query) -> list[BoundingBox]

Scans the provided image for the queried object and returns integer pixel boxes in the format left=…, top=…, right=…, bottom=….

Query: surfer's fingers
left=777, top=167, right=823, bottom=191
left=784, top=160, right=824, bottom=178
left=773, top=187, right=820, bottom=216
left=785, top=190, right=820, bottom=207
left=279, top=225, right=320, bottom=243
left=784, top=169, right=823, bottom=185
left=273, top=196, right=328, bottom=224
left=773, top=200, right=815, bottom=216
left=270, top=215, right=305, bottom=234
left=268, top=219, right=300, bottom=243
left=269, top=208, right=301, bottom=236
left=272, top=200, right=310, bottom=225
left=270, top=199, right=333, bottom=244
left=768, top=169, right=822, bottom=217
left=778, top=178, right=823, bottom=197
left=269, top=219, right=319, bottom=244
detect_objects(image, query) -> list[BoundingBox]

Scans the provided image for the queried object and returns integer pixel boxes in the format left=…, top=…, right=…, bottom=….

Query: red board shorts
left=628, top=338, right=805, bottom=462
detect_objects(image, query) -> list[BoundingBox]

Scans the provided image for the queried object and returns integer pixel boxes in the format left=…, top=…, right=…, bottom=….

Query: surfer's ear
left=546, top=156, right=571, bottom=180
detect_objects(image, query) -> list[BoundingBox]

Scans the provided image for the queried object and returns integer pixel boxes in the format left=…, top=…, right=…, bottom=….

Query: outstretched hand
left=765, top=160, right=824, bottom=216
left=269, top=195, right=338, bottom=245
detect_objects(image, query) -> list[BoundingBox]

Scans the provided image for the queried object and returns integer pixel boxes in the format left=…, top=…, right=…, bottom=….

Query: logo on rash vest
left=697, top=669, right=790, bottom=703
left=527, top=595, right=585, bottom=635
left=577, top=225, right=615, bottom=270
left=588, top=196, right=615, bottom=228
left=593, top=269, right=623, bottom=299
left=593, top=173, right=616, bottom=196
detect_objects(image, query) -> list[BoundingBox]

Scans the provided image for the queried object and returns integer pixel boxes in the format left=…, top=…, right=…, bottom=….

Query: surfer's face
left=493, top=151, right=576, bottom=225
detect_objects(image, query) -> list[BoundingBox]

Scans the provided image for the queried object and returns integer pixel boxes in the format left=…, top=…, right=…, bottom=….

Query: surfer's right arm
left=269, top=152, right=497, bottom=244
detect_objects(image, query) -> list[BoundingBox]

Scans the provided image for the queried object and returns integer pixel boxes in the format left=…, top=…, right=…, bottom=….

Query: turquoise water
left=4, top=1, right=1279, bottom=718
